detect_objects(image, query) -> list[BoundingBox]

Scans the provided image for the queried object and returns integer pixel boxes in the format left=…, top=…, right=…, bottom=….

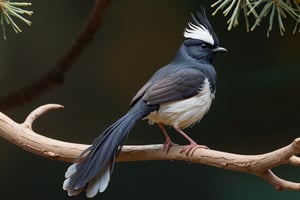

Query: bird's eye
left=201, top=43, right=208, bottom=49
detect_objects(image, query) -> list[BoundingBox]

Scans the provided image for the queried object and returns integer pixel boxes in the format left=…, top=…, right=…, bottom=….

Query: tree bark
left=0, top=104, right=300, bottom=191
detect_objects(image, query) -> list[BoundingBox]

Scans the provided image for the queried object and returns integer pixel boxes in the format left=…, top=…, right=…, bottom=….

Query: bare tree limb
left=0, top=104, right=300, bottom=192
left=0, top=0, right=111, bottom=111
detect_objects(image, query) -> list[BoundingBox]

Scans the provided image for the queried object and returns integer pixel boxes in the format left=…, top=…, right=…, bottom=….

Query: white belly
left=147, top=79, right=214, bottom=129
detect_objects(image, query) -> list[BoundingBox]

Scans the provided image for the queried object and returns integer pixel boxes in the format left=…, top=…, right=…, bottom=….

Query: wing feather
left=143, top=68, right=206, bottom=105
left=130, top=81, right=153, bottom=107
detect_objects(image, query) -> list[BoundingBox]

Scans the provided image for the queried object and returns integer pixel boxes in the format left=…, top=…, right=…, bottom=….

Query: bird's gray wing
left=143, top=67, right=206, bottom=105
left=130, top=80, right=153, bottom=107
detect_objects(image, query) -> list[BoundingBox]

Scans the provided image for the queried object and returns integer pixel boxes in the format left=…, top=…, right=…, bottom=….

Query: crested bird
left=63, top=8, right=226, bottom=198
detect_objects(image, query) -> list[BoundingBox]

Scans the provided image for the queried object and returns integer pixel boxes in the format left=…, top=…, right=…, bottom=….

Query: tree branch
left=0, top=104, right=300, bottom=192
left=0, top=0, right=111, bottom=111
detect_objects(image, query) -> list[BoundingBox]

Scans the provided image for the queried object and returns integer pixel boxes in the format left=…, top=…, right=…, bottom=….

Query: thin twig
left=0, top=104, right=300, bottom=192
left=0, top=0, right=111, bottom=111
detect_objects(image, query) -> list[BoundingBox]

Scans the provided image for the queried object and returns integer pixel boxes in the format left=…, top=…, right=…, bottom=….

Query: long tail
left=63, top=100, right=158, bottom=198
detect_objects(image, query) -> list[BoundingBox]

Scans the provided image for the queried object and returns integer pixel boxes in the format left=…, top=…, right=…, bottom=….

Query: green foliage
left=0, top=0, right=33, bottom=39
left=212, top=0, right=300, bottom=36
left=0, top=0, right=299, bottom=38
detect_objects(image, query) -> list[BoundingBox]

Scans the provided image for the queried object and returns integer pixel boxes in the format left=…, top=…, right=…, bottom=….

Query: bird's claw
left=180, top=142, right=209, bottom=156
left=163, top=140, right=177, bottom=154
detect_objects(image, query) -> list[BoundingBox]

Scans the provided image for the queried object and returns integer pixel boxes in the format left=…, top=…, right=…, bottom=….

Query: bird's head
left=183, top=8, right=226, bottom=61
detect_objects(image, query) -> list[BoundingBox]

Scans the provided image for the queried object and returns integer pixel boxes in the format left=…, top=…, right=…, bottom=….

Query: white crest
left=184, top=21, right=214, bottom=45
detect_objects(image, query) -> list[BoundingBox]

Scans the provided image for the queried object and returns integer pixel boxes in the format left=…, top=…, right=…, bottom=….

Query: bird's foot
left=180, top=142, right=209, bottom=156
left=163, top=140, right=177, bottom=154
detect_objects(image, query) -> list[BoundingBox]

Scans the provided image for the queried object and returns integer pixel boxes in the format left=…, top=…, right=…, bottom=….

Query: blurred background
left=0, top=0, right=300, bottom=199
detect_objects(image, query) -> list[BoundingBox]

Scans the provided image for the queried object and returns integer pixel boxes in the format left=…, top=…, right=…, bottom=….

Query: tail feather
left=63, top=100, right=158, bottom=197
left=86, top=163, right=111, bottom=198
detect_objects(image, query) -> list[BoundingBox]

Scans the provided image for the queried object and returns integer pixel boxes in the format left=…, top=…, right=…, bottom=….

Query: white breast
left=147, top=79, right=214, bottom=129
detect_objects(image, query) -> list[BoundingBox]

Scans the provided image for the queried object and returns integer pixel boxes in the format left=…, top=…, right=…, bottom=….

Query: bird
left=63, top=7, right=226, bottom=198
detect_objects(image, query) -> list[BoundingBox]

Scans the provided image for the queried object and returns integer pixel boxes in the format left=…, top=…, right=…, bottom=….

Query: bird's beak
left=213, top=46, right=227, bottom=53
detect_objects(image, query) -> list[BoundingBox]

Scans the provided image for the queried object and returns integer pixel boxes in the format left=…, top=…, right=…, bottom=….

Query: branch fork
left=0, top=104, right=300, bottom=192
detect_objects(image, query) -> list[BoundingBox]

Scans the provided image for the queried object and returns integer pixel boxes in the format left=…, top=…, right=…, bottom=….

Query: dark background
left=0, top=0, right=300, bottom=199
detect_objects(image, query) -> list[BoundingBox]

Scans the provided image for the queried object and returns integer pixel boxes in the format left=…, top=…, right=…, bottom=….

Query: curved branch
left=0, top=104, right=300, bottom=192
left=0, top=0, right=111, bottom=111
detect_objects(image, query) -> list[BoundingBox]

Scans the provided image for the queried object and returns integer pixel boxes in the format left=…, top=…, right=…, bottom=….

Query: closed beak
left=213, top=46, right=227, bottom=53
